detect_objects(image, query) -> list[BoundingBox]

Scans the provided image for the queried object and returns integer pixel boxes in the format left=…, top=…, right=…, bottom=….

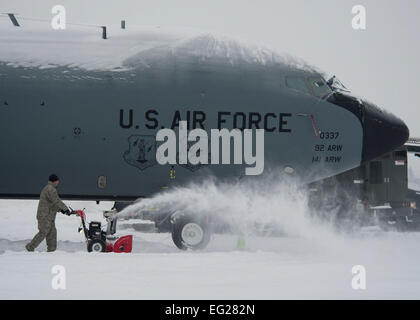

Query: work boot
left=25, top=244, right=34, bottom=252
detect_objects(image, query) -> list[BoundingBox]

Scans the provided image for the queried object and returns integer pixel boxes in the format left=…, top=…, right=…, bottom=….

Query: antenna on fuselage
left=2, top=13, right=114, bottom=40
left=4, top=13, right=20, bottom=27
left=101, top=26, right=107, bottom=39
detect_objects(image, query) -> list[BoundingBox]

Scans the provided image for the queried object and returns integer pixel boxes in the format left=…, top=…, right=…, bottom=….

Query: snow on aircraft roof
left=0, top=17, right=319, bottom=73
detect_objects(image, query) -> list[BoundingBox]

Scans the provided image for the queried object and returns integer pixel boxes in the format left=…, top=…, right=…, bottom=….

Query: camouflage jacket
left=36, top=181, right=68, bottom=221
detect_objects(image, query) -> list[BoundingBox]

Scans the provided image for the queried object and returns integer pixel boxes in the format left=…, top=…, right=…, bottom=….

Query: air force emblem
left=123, top=135, right=157, bottom=171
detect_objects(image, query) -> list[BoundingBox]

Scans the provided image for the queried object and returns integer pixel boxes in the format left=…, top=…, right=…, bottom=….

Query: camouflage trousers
left=26, top=217, right=57, bottom=252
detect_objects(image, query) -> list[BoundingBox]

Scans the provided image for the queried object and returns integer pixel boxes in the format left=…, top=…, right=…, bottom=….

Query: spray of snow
left=117, top=170, right=345, bottom=246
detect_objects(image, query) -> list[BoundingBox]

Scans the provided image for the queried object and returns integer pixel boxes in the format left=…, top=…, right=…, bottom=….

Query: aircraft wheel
left=171, top=215, right=211, bottom=250
left=87, top=239, right=106, bottom=252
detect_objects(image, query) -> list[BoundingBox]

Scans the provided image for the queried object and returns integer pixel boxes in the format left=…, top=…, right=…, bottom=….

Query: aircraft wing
left=406, top=137, right=420, bottom=154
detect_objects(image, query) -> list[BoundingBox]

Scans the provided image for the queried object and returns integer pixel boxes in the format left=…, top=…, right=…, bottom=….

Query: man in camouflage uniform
left=26, top=174, right=73, bottom=252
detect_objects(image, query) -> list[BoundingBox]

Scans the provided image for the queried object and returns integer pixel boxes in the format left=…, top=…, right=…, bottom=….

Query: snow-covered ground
left=1, top=199, right=420, bottom=300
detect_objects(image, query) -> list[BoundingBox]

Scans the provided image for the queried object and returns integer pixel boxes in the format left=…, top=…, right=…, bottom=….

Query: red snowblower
left=75, top=209, right=132, bottom=253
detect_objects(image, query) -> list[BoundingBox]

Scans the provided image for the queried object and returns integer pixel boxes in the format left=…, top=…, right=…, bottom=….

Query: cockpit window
left=326, top=76, right=350, bottom=93
left=286, top=75, right=332, bottom=99
left=285, top=77, right=311, bottom=95
left=307, top=77, right=331, bottom=98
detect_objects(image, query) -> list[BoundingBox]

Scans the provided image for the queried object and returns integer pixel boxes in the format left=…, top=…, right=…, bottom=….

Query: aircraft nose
left=362, top=102, right=409, bottom=162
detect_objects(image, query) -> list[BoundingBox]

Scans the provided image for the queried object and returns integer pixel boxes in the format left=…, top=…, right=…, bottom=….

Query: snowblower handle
left=68, top=207, right=82, bottom=215
left=76, top=210, right=86, bottom=220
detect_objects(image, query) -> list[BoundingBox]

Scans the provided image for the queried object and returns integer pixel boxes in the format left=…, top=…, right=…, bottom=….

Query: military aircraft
left=0, top=18, right=410, bottom=249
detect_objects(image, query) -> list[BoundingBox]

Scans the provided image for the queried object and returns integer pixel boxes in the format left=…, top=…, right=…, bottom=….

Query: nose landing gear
left=171, top=213, right=211, bottom=250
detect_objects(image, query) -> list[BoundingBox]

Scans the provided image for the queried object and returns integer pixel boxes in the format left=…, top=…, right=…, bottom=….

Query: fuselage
left=0, top=22, right=409, bottom=200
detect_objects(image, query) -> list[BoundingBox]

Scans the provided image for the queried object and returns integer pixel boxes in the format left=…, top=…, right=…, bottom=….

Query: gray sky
left=2, top=0, right=420, bottom=136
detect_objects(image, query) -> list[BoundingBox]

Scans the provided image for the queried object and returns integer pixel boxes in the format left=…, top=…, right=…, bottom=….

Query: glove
left=61, top=209, right=71, bottom=216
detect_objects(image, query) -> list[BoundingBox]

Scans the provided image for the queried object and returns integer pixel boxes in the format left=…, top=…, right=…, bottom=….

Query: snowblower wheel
left=171, top=215, right=211, bottom=251
left=87, top=239, right=106, bottom=252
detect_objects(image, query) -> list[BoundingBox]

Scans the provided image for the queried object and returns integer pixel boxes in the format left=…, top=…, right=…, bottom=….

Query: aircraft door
left=387, top=149, right=408, bottom=207
left=367, top=160, right=387, bottom=206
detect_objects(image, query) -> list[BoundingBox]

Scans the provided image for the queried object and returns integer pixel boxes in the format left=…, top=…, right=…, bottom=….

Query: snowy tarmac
left=1, top=199, right=420, bottom=299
